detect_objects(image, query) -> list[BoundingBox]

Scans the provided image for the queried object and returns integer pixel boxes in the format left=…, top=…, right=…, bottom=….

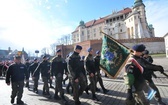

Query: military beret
left=43, top=55, right=47, bottom=59
left=34, top=58, right=37, bottom=61
left=81, top=56, right=85, bottom=60
left=132, top=44, right=146, bottom=52
left=75, top=45, right=82, bottom=50
left=143, top=50, right=149, bottom=55
left=14, top=55, right=21, bottom=59
left=56, top=49, right=61, bottom=53
left=96, top=50, right=100, bottom=54
left=87, top=47, right=93, bottom=52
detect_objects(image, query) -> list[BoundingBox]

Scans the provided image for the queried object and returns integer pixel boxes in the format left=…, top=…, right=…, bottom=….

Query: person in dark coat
left=29, top=58, right=39, bottom=93
left=94, top=50, right=109, bottom=94
left=25, top=58, right=31, bottom=89
left=142, top=50, right=166, bottom=105
left=6, top=55, right=28, bottom=104
left=84, top=47, right=99, bottom=101
left=67, top=45, right=87, bottom=105
left=50, top=49, right=68, bottom=103
left=33, top=55, right=51, bottom=95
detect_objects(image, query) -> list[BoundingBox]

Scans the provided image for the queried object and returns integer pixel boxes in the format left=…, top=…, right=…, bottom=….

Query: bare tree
left=41, top=47, right=47, bottom=55
left=50, top=43, right=58, bottom=56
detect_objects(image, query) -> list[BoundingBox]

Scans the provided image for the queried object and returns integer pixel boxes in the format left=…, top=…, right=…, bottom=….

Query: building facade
left=164, top=33, right=168, bottom=58
left=72, top=0, right=155, bottom=44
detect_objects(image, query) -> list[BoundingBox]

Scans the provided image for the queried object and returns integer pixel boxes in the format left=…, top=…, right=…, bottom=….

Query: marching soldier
left=6, top=55, right=28, bottom=104
left=50, top=49, right=68, bottom=103
left=142, top=50, right=166, bottom=105
left=29, top=58, right=39, bottom=93
left=94, top=50, right=109, bottom=94
left=25, top=58, right=31, bottom=89
left=67, top=45, right=87, bottom=105
left=84, top=47, right=99, bottom=101
left=124, top=44, right=149, bottom=105
left=33, top=55, right=51, bottom=96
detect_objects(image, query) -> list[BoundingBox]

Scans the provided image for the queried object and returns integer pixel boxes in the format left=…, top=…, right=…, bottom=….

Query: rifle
left=162, top=72, right=168, bottom=78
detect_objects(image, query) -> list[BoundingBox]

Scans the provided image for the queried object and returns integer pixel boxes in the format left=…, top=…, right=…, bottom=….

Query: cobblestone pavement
left=0, top=57, right=168, bottom=105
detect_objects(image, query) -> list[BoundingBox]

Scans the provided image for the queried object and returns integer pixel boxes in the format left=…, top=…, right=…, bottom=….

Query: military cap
left=14, top=55, right=21, bottom=59
left=43, top=55, right=47, bottom=59
left=143, top=50, right=149, bottom=55
left=132, top=44, right=146, bottom=52
left=87, top=47, right=93, bottom=52
left=96, top=50, right=100, bottom=54
left=56, top=49, right=61, bottom=53
left=34, top=58, right=37, bottom=61
left=75, top=45, right=82, bottom=50
left=26, top=58, right=29, bottom=61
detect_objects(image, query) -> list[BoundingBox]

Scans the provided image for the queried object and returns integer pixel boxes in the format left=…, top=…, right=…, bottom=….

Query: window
left=134, top=16, right=136, bottom=20
left=99, top=27, right=102, bottom=31
left=87, top=30, right=90, bottom=34
left=82, top=31, right=84, bottom=36
left=106, top=20, right=109, bottom=23
left=113, top=18, right=116, bottom=21
left=117, top=17, right=119, bottom=20
left=93, top=28, right=96, bottom=32
left=110, top=23, right=112, bottom=26
left=120, top=15, right=123, bottom=20
left=94, top=34, right=96, bottom=37
left=110, top=19, right=112, bottom=22
left=120, top=29, right=122, bottom=32
left=118, top=23, right=121, bottom=27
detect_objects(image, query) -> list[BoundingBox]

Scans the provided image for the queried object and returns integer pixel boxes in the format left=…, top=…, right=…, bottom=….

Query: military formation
left=0, top=44, right=167, bottom=105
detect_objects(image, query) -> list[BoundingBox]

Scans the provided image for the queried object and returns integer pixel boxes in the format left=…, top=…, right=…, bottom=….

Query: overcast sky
left=0, top=0, right=167, bottom=55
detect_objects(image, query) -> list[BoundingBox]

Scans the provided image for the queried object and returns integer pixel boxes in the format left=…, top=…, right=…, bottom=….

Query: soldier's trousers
left=55, top=73, right=64, bottom=97
left=34, top=77, right=39, bottom=89
left=148, top=80, right=162, bottom=102
left=72, top=73, right=87, bottom=102
left=42, top=76, right=49, bottom=93
left=11, top=81, right=24, bottom=101
left=88, top=75, right=96, bottom=96
left=96, top=71, right=105, bottom=90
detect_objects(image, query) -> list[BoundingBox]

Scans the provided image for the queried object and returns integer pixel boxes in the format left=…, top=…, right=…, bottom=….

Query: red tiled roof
left=118, top=7, right=132, bottom=14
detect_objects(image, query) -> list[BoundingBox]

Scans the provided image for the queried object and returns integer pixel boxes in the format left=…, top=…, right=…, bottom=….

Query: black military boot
left=158, top=101, right=166, bottom=105
left=75, top=100, right=81, bottom=105
left=103, top=89, right=109, bottom=94
left=54, top=94, right=61, bottom=100
left=11, top=98, right=15, bottom=104
left=85, top=86, right=90, bottom=95
left=92, top=95, right=99, bottom=101
left=17, top=100, right=24, bottom=105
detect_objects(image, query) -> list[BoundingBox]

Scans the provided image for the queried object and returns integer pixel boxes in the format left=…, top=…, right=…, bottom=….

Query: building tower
left=133, top=0, right=155, bottom=37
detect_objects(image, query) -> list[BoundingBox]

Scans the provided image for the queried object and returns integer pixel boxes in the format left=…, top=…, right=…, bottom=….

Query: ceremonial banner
left=100, top=32, right=130, bottom=78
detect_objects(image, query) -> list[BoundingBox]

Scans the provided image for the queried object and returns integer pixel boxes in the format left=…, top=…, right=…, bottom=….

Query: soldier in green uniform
left=84, top=47, right=99, bottom=101
left=33, top=55, right=51, bottom=96
left=124, top=44, right=149, bottom=105
left=94, top=50, right=109, bottom=94
left=142, top=50, right=166, bottom=105
left=50, top=49, right=68, bottom=103
left=67, top=45, right=87, bottom=105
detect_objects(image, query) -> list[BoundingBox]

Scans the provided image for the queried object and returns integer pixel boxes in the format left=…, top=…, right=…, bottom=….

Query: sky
left=0, top=0, right=168, bottom=55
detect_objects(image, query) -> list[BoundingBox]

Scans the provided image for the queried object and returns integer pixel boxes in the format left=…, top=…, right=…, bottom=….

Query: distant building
left=164, top=33, right=168, bottom=58
left=0, top=47, right=12, bottom=60
left=72, top=0, right=155, bottom=44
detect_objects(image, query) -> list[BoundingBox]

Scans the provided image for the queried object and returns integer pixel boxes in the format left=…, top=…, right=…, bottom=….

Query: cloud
left=144, top=0, right=168, bottom=37
left=0, top=0, right=74, bottom=54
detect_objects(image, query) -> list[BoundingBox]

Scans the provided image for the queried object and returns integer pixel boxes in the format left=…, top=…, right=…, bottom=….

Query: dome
left=134, top=0, right=144, bottom=7
left=79, top=20, right=85, bottom=26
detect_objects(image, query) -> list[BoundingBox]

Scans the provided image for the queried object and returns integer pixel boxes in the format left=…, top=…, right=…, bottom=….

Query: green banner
left=100, top=32, right=130, bottom=78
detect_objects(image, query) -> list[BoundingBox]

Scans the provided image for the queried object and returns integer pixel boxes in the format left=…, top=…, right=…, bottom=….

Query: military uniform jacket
left=67, top=51, right=82, bottom=80
left=6, top=63, right=28, bottom=83
left=84, top=54, right=96, bottom=75
left=33, top=60, right=50, bottom=77
left=29, top=62, right=39, bottom=77
left=50, top=55, right=67, bottom=77
left=94, top=55, right=101, bottom=72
